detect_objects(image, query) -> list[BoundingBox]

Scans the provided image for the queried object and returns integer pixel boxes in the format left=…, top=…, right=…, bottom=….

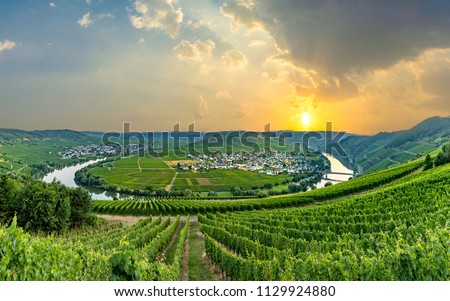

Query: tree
left=155, top=187, right=168, bottom=197
left=288, top=183, right=304, bottom=193
left=0, top=176, right=18, bottom=224
left=257, top=191, right=268, bottom=198
left=14, top=181, right=71, bottom=233
left=231, top=186, right=242, bottom=196
left=424, top=154, right=433, bottom=170
left=183, top=189, right=193, bottom=197
left=69, top=187, right=92, bottom=228
left=324, top=181, right=333, bottom=187
left=434, top=144, right=450, bottom=167
left=263, top=183, right=273, bottom=189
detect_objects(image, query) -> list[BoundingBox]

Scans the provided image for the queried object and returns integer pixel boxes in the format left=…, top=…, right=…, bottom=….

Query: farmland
left=88, top=156, right=292, bottom=193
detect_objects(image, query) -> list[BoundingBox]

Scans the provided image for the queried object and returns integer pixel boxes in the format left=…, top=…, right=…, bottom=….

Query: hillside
left=31, top=129, right=91, bottom=142
left=0, top=128, right=100, bottom=178
left=0, top=128, right=97, bottom=143
left=3, top=149, right=448, bottom=280
left=339, top=116, right=450, bottom=173
left=0, top=128, right=43, bottom=141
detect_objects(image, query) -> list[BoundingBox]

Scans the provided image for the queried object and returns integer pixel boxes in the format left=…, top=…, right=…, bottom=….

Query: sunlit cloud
left=173, top=39, right=215, bottom=61
left=194, top=95, right=210, bottom=119
left=130, top=0, right=183, bottom=39
left=0, top=40, right=16, bottom=53
left=220, top=49, right=248, bottom=71
left=49, top=2, right=56, bottom=9
left=77, top=12, right=91, bottom=28
left=249, top=40, right=266, bottom=47
left=220, top=0, right=266, bottom=31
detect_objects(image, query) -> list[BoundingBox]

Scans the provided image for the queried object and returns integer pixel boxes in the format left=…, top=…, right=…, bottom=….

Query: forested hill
left=340, top=116, right=450, bottom=173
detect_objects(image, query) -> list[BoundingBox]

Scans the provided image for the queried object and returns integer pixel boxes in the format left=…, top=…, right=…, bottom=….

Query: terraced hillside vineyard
left=0, top=215, right=189, bottom=280
left=199, top=163, right=450, bottom=280
left=1, top=153, right=449, bottom=280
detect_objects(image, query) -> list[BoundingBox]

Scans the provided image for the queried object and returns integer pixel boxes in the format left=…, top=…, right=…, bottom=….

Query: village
left=58, top=144, right=118, bottom=159
left=184, top=150, right=326, bottom=176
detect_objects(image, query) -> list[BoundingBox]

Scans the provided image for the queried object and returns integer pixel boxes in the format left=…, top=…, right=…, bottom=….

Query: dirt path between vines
left=158, top=221, right=182, bottom=262
left=137, top=158, right=142, bottom=172
left=181, top=223, right=190, bottom=281
left=97, top=214, right=147, bottom=226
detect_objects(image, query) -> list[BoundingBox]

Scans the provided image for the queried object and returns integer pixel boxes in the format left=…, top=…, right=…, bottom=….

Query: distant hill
left=387, top=116, right=450, bottom=148
left=31, top=129, right=89, bottom=141
left=340, top=116, right=450, bottom=173
left=0, top=128, right=43, bottom=140
left=81, top=131, right=105, bottom=138
left=0, top=128, right=97, bottom=143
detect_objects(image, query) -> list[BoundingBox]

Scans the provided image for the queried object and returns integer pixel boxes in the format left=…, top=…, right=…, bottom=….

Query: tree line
left=0, top=176, right=94, bottom=233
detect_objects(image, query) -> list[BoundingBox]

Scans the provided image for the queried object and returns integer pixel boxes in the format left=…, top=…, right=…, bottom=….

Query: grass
left=408, top=143, right=436, bottom=154
left=89, top=156, right=291, bottom=193
left=187, top=222, right=219, bottom=281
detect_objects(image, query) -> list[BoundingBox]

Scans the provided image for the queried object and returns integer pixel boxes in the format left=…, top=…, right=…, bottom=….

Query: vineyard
left=1, top=157, right=449, bottom=281
left=0, top=215, right=189, bottom=280
left=199, top=163, right=450, bottom=280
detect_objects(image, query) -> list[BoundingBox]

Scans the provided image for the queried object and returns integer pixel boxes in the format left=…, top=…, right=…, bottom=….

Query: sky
left=0, top=0, right=449, bottom=134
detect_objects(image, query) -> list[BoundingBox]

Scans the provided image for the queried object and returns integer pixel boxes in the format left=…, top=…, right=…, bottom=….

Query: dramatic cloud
left=220, top=0, right=266, bottom=31
left=173, top=39, right=215, bottom=61
left=360, top=48, right=450, bottom=111
left=2, top=1, right=449, bottom=134
left=0, top=40, right=16, bottom=53
left=77, top=12, right=91, bottom=28
left=130, top=0, right=183, bottom=38
left=220, top=49, right=248, bottom=71
left=194, top=95, right=209, bottom=118
left=259, top=0, right=450, bottom=76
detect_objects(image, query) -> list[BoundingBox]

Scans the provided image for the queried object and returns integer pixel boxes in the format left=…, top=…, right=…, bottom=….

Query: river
left=42, top=159, right=116, bottom=200
left=42, top=153, right=353, bottom=200
left=315, top=153, right=354, bottom=189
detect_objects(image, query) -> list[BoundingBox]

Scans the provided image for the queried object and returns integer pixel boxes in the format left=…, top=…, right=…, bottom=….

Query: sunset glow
left=0, top=1, right=449, bottom=134
left=302, top=113, right=311, bottom=126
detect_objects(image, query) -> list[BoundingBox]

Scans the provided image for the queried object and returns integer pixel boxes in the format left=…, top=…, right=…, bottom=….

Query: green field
left=0, top=139, right=97, bottom=176
left=89, top=156, right=291, bottom=192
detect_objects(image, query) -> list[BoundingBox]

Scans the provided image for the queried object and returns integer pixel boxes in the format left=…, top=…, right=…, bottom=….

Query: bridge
left=325, top=171, right=354, bottom=176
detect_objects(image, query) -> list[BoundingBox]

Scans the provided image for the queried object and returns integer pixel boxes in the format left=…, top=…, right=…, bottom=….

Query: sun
left=302, top=112, right=311, bottom=126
